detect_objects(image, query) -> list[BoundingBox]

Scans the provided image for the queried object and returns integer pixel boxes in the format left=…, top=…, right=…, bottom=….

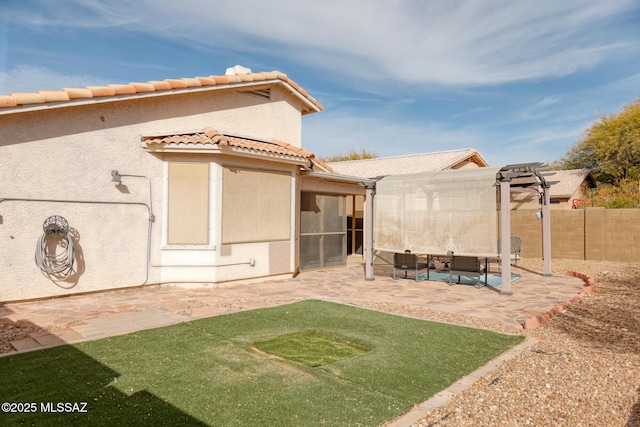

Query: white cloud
left=7, top=0, right=140, bottom=29
left=13, top=0, right=638, bottom=87
left=0, top=65, right=101, bottom=94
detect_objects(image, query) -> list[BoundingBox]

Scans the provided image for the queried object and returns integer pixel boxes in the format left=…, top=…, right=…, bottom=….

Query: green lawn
left=0, top=300, right=523, bottom=426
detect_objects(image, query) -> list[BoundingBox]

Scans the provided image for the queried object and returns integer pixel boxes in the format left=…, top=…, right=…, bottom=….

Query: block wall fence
left=511, top=208, right=640, bottom=263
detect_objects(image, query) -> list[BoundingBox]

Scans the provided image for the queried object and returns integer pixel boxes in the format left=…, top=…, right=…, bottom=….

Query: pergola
left=495, top=163, right=553, bottom=294
left=362, top=163, right=552, bottom=296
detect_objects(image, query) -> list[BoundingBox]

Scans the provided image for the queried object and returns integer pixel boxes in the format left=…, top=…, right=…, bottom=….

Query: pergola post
left=364, top=184, right=375, bottom=281
left=500, top=179, right=513, bottom=296
left=542, top=184, right=553, bottom=276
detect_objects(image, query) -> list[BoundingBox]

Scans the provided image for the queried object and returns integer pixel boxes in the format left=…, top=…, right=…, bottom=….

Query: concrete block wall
left=603, top=209, right=640, bottom=262
left=551, top=210, right=585, bottom=260
left=585, top=208, right=605, bottom=261
left=510, top=210, right=542, bottom=259
left=512, top=207, right=640, bottom=262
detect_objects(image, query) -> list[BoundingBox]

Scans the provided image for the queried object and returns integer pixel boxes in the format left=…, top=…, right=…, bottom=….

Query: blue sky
left=1, top=1, right=640, bottom=166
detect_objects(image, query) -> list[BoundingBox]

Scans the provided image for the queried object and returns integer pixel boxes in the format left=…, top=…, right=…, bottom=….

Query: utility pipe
left=0, top=197, right=152, bottom=286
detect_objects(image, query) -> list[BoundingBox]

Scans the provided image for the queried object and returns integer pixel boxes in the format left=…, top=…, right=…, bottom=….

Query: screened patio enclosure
left=374, top=167, right=501, bottom=257
left=300, top=192, right=347, bottom=270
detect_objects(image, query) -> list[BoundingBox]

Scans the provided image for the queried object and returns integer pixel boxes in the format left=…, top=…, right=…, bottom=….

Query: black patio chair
left=392, top=251, right=428, bottom=281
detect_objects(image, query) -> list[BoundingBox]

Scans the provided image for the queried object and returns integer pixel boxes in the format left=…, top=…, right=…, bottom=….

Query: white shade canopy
left=374, top=167, right=501, bottom=257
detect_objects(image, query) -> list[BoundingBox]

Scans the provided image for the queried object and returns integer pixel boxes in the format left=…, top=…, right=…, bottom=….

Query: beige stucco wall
left=0, top=85, right=305, bottom=301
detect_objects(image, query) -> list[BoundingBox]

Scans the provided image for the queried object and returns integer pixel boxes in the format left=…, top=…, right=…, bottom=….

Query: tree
left=320, top=147, right=378, bottom=162
left=557, top=95, right=640, bottom=186
left=588, top=180, right=640, bottom=208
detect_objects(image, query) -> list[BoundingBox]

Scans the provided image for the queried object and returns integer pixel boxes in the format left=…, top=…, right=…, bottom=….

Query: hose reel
left=42, top=215, right=69, bottom=237
left=35, top=215, right=75, bottom=280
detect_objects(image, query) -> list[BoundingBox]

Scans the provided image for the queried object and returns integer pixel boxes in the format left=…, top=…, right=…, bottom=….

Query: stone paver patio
left=0, top=262, right=588, bottom=354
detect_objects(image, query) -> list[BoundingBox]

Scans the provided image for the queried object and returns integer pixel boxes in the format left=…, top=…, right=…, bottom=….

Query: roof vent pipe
left=225, top=65, right=252, bottom=75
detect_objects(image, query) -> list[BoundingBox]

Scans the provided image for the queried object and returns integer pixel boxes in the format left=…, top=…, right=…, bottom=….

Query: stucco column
left=500, top=179, right=513, bottom=296
left=542, top=185, right=552, bottom=276
left=364, top=185, right=375, bottom=281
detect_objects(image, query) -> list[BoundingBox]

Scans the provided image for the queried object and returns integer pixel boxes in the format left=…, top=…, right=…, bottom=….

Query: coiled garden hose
left=34, top=216, right=75, bottom=280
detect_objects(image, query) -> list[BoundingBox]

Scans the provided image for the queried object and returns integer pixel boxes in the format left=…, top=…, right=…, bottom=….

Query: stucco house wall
left=0, top=73, right=317, bottom=301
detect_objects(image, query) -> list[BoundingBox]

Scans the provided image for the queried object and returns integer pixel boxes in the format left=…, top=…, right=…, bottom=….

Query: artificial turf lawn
left=253, top=330, right=371, bottom=367
left=0, top=300, right=524, bottom=426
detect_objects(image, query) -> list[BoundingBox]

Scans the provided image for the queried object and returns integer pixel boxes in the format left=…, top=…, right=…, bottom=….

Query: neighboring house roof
left=543, top=169, right=597, bottom=198
left=327, top=148, right=488, bottom=178
left=142, top=127, right=333, bottom=172
left=0, top=68, right=323, bottom=114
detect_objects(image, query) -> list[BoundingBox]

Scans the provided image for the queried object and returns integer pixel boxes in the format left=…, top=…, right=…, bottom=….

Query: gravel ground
left=369, top=258, right=640, bottom=427
left=1, top=259, right=639, bottom=426
left=0, top=318, right=45, bottom=354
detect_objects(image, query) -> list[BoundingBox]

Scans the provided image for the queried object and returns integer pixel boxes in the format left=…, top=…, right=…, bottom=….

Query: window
left=167, top=162, right=209, bottom=245
left=222, top=167, right=291, bottom=243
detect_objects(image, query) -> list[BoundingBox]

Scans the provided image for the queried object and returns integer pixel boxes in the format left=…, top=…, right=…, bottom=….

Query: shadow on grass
left=0, top=345, right=207, bottom=426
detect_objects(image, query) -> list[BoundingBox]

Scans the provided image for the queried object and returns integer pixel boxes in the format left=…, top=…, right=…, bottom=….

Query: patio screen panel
left=374, top=167, right=500, bottom=257
left=300, top=193, right=346, bottom=270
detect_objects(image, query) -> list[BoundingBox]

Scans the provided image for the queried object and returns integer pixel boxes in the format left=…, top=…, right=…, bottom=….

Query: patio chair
left=492, top=236, right=522, bottom=272
left=392, top=251, right=428, bottom=281
left=449, top=255, right=484, bottom=288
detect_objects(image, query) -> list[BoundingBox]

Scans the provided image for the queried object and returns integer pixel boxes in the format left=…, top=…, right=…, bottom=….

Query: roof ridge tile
left=9, top=92, right=45, bottom=105
left=129, top=82, right=155, bottom=92
left=38, top=90, right=70, bottom=102
left=0, top=69, right=323, bottom=111
left=195, top=77, right=217, bottom=86
left=87, top=86, right=116, bottom=97
left=147, top=81, right=173, bottom=90
left=0, top=95, right=17, bottom=107
left=63, top=87, right=94, bottom=99
left=163, top=79, right=188, bottom=89
left=180, top=77, right=202, bottom=87
left=108, top=84, right=137, bottom=95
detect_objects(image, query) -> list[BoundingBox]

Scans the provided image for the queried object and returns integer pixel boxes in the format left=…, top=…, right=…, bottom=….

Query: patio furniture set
left=392, top=237, right=522, bottom=288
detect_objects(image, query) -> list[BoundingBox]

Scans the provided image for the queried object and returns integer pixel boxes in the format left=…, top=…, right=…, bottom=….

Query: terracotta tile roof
left=142, top=127, right=332, bottom=172
left=0, top=70, right=323, bottom=113
left=328, top=148, right=488, bottom=178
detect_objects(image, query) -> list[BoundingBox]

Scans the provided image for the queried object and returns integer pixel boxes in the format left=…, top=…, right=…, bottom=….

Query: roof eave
left=276, top=81, right=323, bottom=115
left=143, top=143, right=310, bottom=167
left=141, top=144, right=223, bottom=155
left=303, top=170, right=377, bottom=187
left=219, top=146, right=312, bottom=167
